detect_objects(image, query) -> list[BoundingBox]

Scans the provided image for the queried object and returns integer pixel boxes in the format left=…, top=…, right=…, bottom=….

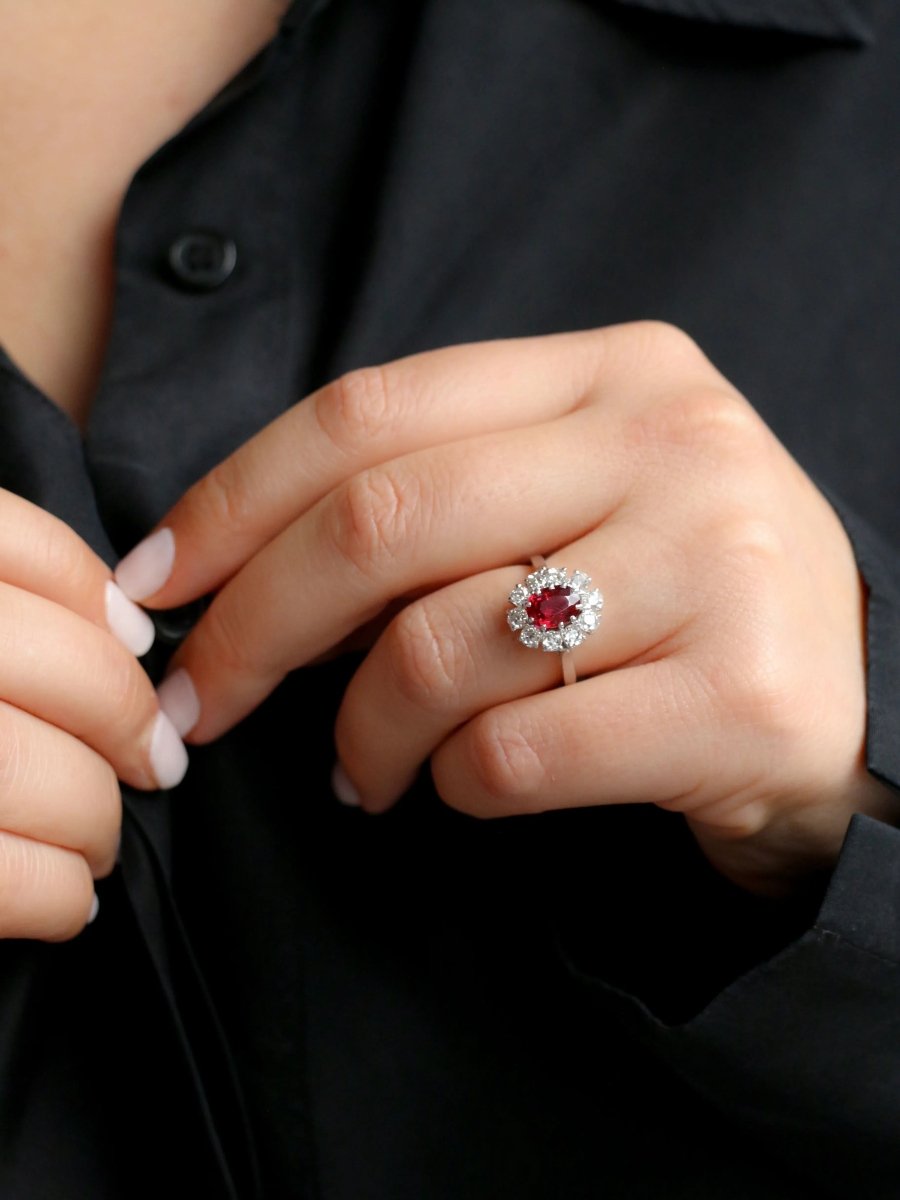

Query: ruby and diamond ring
left=507, top=565, right=603, bottom=654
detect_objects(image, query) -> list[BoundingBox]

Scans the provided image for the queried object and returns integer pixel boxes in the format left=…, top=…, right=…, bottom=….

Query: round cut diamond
left=542, top=631, right=563, bottom=651
left=519, top=626, right=542, bottom=648
left=507, top=607, right=528, bottom=631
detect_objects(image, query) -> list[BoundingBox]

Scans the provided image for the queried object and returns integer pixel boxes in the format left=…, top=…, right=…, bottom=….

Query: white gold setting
left=506, top=566, right=604, bottom=653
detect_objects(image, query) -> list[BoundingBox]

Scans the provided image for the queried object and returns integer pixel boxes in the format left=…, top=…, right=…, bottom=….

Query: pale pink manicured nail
left=87, top=893, right=100, bottom=925
left=331, top=761, right=361, bottom=807
left=105, top=581, right=156, bottom=657
left=115, top=528, right=175, bottom=602
left=149, top=711, right=189, bottom=789
left=157, top=669, right=201, bottom=738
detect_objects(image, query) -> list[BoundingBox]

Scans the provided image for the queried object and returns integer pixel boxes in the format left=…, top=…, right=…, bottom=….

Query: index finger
left=0, top=489, right=154, bottom=658
left=113, top=323, right=714, bottom=609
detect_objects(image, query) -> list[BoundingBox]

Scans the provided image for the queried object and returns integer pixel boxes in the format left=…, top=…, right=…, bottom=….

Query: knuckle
left=468, top=713, right=545, bottom=809
left=0, top=833, right=30, bottom=921
left=83, top=647, right=158, bottom=783
left=0, top=835, right=30, bottom=936
left=98, top=640, right=156, bottom=735
left=192, top=455, right=259, bottom=537
left=716, top=513, right=787, bottom=579
left=315, top=364, right=396, bottom=454
left=43, top=873, right=96, bottom=936
left=388, top=601, right=470, bottom=713
left=0, top=836, right=91, bottom=942
left=0, top=707, right=122, bottom=878
left=712, top=631, right=805, bottom=744
left=328, top=466, right=422, bottom=579
left=0, top=712, right=31, bottom=794
left=0, top=586, right=29, bottom=664
left=627, top=318, right=702, bottom=361
left=626, top=387, right=758, bottom=458
left=43, top=859, right=95, bottom=942
left=85, top=759, right=123, bottom=878
left=31, top=515, right=99, bottom=599
left=701, top=802, right=770, bottom=842
left=199, top=595, right=260, bottom=678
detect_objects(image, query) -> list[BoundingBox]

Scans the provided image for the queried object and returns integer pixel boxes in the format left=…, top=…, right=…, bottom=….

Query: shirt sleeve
left=550, top=482, right=900, bottom=1197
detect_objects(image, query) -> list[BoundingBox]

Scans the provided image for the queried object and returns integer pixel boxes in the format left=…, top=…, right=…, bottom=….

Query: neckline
left=0, top=4, right=303, bottom=447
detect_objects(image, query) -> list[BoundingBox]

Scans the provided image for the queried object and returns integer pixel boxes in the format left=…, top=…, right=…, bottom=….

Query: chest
left=0, top=0, right=285, bottom=429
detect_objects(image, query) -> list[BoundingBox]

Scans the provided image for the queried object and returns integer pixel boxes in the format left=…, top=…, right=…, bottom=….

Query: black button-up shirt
left=0, top=1, right=898, bottom=1196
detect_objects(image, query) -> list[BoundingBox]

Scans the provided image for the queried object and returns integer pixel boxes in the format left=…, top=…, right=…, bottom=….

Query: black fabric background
left=0, top=0, right=898, bottom=1196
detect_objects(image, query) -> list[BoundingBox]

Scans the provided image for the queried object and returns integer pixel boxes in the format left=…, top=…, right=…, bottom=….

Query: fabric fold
left=608, top=0, right=874, bottom=43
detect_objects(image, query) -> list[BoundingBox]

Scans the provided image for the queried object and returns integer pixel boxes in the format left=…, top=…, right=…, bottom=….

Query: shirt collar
left=284, top=0, right=873, bottom=45
left=591, top=0, right=873, bottom=44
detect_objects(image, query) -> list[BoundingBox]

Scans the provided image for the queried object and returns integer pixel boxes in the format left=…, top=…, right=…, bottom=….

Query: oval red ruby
left=524, top=586, right=580, bottom=631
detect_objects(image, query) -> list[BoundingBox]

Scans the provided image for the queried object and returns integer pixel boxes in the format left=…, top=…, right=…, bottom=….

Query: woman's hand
left=117, top=323, right=899, bottom=897
left=0, top=492, right=187, bottom=939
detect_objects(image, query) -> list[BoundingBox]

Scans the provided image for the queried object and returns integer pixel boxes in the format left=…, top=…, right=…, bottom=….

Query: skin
left=0, top=1, right=284, bottom=938
left=0, top=493, right=171, bottom=938
left=124, top=323, right=900, bottom=899
left=0, top=8, right=894, bottom=934
left=0, top=0, right=287, bottom=426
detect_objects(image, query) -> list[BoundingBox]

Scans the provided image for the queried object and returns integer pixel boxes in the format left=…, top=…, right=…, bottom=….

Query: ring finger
left=334, top=513, right=695, bottom=812
left=166, top=404, right=637, bottom=743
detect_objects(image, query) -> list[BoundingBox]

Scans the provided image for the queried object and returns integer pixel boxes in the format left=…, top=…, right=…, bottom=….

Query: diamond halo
left=506, top=565, right=604, bottom=653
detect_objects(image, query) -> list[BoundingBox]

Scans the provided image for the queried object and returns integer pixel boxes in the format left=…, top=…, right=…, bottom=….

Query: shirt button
left=167, top=230, right=238, bottom=291
left=151, top=598, right=209, bottom=646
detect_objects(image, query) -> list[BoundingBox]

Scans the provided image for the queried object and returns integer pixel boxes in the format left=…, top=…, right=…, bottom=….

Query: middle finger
left=168, top=404, right=635, bottom=741
left=334, top=514, right=693, bottom=812
left=0, top=583, right=185, bottom=790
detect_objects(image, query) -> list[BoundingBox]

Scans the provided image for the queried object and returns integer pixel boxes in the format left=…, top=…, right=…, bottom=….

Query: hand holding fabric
left=0, top=491, right=188, bottom=939
left=117, top=323, right=899, bottom=897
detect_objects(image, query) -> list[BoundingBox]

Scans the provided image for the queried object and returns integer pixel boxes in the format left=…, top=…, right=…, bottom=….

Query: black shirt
left=0, top=0, right=899, bottom=1196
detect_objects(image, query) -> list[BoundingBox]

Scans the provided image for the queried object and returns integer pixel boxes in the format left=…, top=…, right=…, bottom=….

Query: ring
left=507, top=557, right=603, bottom=685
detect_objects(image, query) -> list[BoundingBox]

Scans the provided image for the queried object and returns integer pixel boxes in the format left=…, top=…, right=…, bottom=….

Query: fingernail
left=149, top=711, right=189, bottom=789
left=105, top=580, right=156, bottom=657
left=87, top=892, right=100, bottom=924
left=331, top=761, right=361, bottom=807
left=157, top=669, right=201, bottom=738
left=115, top=528, right=175, bottom=602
